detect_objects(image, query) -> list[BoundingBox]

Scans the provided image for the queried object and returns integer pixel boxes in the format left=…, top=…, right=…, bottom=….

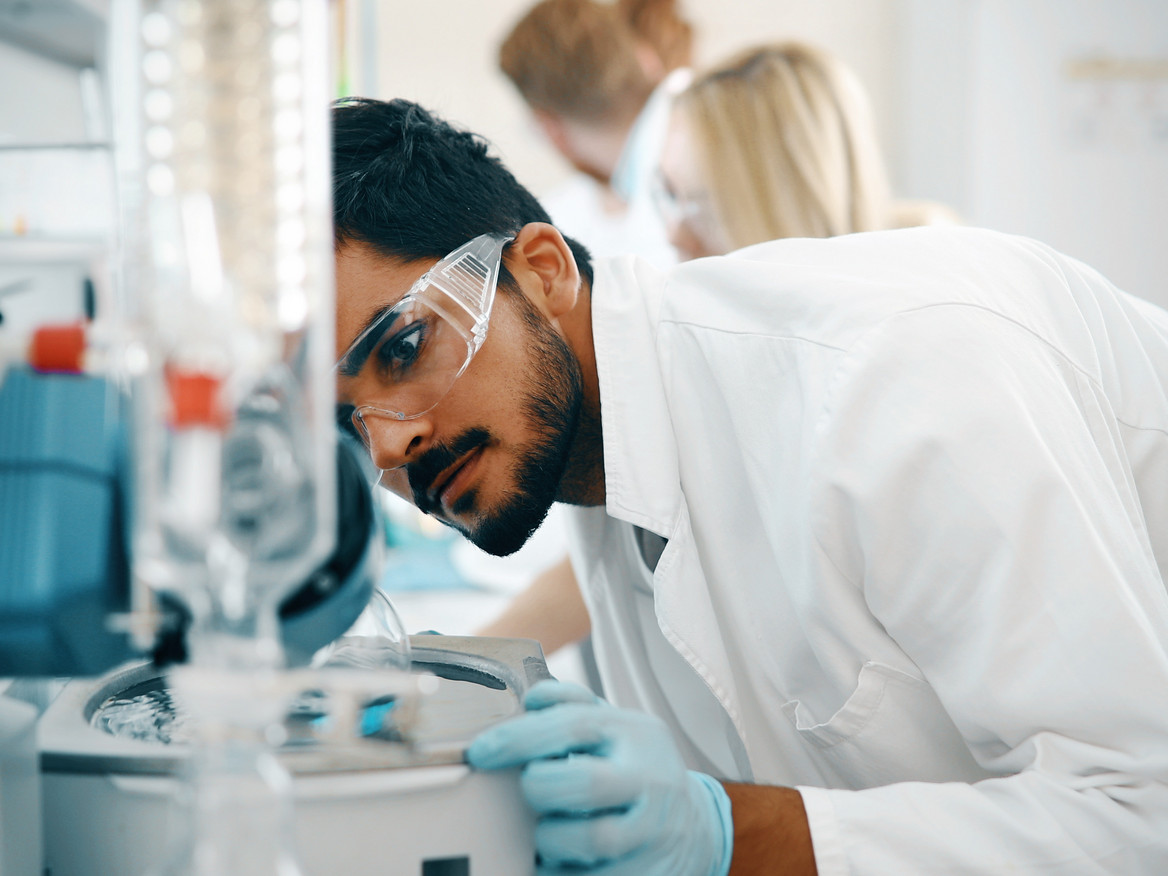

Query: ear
left=634, top=41, right=665, bottom=84
left=508, top=222, right=581, bottom=319
left=533, top=109, right=572, bottom=155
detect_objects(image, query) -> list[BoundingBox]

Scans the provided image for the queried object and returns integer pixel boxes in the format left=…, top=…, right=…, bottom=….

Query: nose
left=359, top=409, right=434, bottom=473
left=664, top=219, right=688, bottom=255
left=660, top=212, right=697, bottom=259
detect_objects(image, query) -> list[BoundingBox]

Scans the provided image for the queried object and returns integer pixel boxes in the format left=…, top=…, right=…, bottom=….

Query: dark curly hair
left=331, top=97, right=593, bottom=287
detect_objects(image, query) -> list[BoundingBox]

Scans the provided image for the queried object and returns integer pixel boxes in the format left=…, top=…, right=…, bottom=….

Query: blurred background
left=4, top=0, right=1167, bottom=304
left=364, top=0, right=1168, bottom=306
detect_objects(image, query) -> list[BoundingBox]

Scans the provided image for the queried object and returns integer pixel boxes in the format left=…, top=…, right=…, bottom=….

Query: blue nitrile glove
left=466, top=680, right=733, bottom=876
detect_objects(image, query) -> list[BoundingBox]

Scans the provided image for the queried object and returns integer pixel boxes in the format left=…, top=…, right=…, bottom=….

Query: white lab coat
left=561, top=225, right=1168, bottom=874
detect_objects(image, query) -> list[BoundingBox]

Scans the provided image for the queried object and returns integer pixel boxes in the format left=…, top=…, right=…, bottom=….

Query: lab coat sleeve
left=803, top=304, right=1168, bottom=874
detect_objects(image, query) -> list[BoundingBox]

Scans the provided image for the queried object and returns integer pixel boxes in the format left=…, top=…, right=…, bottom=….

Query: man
left=498, top=0, right=692, bottom=267
left=332, top=97, right=1168, bottom=874
left=474, top=0, right=698, bottom=658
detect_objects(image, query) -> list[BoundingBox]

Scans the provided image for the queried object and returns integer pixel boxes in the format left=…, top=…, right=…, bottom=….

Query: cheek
left=407, top=300, right=537, bottom=454
left=460, top=300, right=534, bottom=405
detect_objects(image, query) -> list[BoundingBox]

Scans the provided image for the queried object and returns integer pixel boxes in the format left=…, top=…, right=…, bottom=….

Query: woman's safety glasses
left=335, top=232, right=514, bottom=446
left=649, top=171, right=728, bottom=254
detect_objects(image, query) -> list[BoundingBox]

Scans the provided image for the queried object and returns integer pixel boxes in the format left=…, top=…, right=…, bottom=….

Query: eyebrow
left=337, top=306, right=401, bottom=377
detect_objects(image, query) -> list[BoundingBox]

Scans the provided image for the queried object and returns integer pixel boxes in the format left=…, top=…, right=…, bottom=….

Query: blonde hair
left=676, top=42, right=892, bottom=248
left=499, top=0, right=656, bottom=126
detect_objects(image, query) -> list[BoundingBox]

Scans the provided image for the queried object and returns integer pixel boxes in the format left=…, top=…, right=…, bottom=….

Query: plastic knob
left=29, top=323, right=87, bottom=374
left=167, top=370, right=228, bottom=429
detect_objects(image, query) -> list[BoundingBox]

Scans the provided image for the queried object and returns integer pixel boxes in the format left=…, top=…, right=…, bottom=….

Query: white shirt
left=562, top=225, right=1168, bottom=874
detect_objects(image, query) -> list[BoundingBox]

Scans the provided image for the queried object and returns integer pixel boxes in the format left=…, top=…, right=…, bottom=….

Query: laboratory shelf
left=0, top=236, right=108, bottom=264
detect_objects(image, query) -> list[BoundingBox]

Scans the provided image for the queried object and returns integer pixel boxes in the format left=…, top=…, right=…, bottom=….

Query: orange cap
left=29, top=322, right=87, bottom=374
left=167, top=369, right=229, bottom=429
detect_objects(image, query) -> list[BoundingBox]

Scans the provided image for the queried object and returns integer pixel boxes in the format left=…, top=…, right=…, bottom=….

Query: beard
left=404, top=290, right=584, bottom=556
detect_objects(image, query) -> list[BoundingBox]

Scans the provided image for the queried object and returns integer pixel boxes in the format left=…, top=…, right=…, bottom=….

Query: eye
left=374, top=319, right=427, bottom=379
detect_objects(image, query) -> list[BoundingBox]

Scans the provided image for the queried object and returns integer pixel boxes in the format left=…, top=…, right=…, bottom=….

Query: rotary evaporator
left=0, top=2, right=542, bottom=873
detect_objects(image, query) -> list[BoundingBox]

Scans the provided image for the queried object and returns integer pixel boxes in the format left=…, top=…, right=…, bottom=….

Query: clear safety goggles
left=650, top=170, right=715, bottom=230
left=335, top=232, right=514, bottom=446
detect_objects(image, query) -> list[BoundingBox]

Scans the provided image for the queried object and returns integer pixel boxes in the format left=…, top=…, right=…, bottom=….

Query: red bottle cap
left=29, top=323, right=87, bottom=374
left=167, top=370, right=229, bottom=429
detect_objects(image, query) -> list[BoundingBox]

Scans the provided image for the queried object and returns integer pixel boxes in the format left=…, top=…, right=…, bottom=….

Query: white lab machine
left=39, top=636, right=544, bottom=876
left=0, top=685, right=40, bottom=876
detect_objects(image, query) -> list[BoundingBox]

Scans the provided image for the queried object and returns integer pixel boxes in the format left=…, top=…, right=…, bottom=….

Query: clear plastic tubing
left=131, top=0, right=336, bottom=658
left=117, top=1, right=336, bottom=872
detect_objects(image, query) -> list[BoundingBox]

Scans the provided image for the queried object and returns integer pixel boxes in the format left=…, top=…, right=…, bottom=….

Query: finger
left=466, top=703, right=610, bottom=770
left=536, top=850, right=662, bottom=876
left=522, top=753, right=643, bottom=813
left=524, top=679, right=602, bottom=711
left=534, top=808, right=645, bottom=869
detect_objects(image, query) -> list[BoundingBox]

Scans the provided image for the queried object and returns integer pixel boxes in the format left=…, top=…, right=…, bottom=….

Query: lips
left=426, top=446, right=482, bottom=514
left=407, top=427, right=493, bottom=517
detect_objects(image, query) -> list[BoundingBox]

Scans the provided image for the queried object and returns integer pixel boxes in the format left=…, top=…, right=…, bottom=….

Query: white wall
left=972, top=0, right=1167, bottom=304
left=371, top=0, right=546, bottom=188
left=899, top=0, right=1168, bottom=305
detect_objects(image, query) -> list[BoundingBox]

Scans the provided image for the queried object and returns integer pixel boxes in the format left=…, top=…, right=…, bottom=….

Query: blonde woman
left=656, top=41, right=958, bottom=259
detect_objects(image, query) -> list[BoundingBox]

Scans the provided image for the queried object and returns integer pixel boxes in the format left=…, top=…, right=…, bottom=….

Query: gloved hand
left=465, top=680, right=733, bottom=876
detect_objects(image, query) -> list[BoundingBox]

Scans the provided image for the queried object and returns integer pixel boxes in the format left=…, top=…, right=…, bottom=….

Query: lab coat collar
left=609, top=68, right=693, bottom=203
left=589, top=256, right=682, bottom=539
left=586, top=256, right=755, bottom=759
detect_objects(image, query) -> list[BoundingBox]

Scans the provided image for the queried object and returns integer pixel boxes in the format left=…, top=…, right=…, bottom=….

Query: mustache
left=407, top=427, right=492, bottom=514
